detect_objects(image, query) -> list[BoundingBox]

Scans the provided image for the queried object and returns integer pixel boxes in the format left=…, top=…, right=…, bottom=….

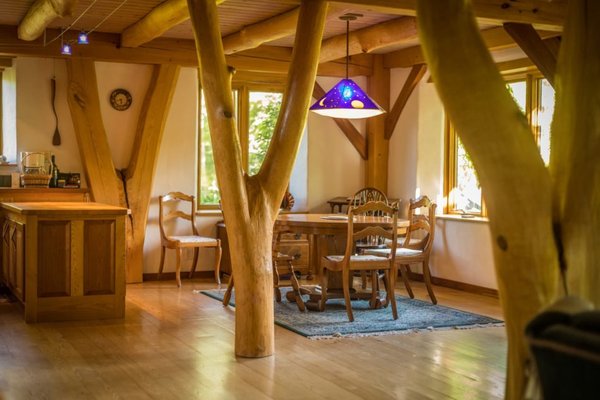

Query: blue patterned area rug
left=199, top=288, right=503, bottom=339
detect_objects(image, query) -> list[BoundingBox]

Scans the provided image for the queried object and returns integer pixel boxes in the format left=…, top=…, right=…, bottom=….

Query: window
left=198, top=85, right=283, bottom=209
left=445, top=75, right=556, bottom=216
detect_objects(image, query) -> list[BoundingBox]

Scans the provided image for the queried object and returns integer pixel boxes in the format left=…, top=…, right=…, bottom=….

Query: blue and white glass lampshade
left=310, top=78, right=385, bottom=119
left=77, top=31, right=89, bottom=45
left=61, top=42, right=72, bottom=55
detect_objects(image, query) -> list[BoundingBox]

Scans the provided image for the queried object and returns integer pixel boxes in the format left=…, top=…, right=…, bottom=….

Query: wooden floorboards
left=0, top=280, right=506, bottom=399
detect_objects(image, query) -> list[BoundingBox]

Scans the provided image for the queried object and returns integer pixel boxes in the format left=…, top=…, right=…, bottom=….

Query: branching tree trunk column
left=67, top=59, right=179, bottom=283
left=418, top=1, right=599, bottom=399
left=187, top=0, right=327, bottom=357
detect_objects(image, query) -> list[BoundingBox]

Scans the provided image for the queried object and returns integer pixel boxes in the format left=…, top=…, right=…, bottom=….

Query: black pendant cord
left=345, top=19, right=349, bottom=80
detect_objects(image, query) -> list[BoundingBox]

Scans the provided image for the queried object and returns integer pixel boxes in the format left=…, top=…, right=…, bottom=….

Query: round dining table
left=275, top=213, right=409, bottom=310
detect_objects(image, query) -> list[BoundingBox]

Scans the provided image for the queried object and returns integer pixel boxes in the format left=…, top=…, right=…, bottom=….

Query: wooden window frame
left=444, top=73, right=547, bottom=216
left=197, top=79, right=285, bottom=210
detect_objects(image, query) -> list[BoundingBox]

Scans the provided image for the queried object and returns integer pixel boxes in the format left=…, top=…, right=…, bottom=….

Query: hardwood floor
left=0, top=279, right=506, bottom=399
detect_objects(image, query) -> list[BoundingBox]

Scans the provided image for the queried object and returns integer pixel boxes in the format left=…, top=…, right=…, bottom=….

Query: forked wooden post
left=187, top=0, right=327, bottom=357
left=66, top=60, right=179, bottom=283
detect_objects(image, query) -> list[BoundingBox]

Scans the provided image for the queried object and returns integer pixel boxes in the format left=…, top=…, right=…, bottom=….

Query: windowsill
left=196, top=209, right=223, bottom=217
left=437, top=214, right=489, bottom=223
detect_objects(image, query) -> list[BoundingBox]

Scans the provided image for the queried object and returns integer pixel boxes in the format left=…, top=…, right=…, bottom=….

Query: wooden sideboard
left=1, top=202, right=128, bottom=323
left=216, top=221, right=311, bottom=278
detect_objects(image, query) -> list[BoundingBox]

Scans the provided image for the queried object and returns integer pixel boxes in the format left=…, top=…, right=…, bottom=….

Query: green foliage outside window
left=248, top=92, right=282, bottom=176
left=199, top=90, right=282, bottom=206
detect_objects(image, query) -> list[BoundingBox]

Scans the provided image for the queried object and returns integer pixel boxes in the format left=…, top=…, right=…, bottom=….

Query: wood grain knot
left=223, top=110, right=233, bottom=118
left=501, top=3, right=510, bottom=9
left=496, top=235, right=508, bottom=251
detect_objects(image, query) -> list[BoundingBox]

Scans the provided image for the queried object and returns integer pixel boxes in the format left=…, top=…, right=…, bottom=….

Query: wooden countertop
left=1, top=202, right=129, bottom=215
left=0, top=188, right=87, bottom=192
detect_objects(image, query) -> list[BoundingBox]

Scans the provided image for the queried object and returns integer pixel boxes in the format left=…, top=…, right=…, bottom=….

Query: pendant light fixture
left=310, top=14, right=385, bottom=119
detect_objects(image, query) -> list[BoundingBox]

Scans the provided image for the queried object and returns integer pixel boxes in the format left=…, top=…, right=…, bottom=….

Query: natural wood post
left=417, top=0, right=599, bottom=398
left=187, top=0, right=327, bottom=357
left=66, top=60, right=179, bottom=283
left=365, top=55, right=390, bottom=192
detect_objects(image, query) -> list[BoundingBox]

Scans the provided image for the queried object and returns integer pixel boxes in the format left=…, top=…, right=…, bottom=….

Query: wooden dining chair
left=158, top=192, right=222, bottom=288
left=221, top=228, right=306, bottom=311
left=350, top=187, right=389, bottom=289
left=366, top=196, right=438, bottom=304
left=320, top=201, right=399, bottom=322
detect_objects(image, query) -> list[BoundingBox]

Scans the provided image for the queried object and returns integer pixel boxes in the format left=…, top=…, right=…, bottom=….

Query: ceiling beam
left=222, top=8, right=299, bottom=54
left=18, top=0, right=78, bottom=41
left=313, top=81, right=367, bottom=160
left=0, top=26, right=369, bottom=77
left=384, top=26, right=560, bottom=68
left=504, top=22, right=557, bottom=86
left=320, top=16, right=417, bottom=63
left=121, top=0, right=225, bottom=48
left=328, top=0, right=565, bottom=31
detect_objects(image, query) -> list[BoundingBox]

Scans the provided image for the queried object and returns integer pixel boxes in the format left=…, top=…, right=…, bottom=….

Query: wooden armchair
left=158, top=192, right=222, bottom=287
left=366, top=195, right=438, bottom=304
left=320, top=201, right=399, bottom=322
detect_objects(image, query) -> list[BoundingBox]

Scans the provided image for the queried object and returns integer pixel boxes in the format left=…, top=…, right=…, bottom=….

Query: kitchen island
left=1, top=202, right=128, bottom=322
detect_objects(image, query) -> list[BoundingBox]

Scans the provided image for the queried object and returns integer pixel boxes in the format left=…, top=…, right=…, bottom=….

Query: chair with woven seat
left=366, top=195, right=437, bottom=304
left=158, top=192, right=222, bottom=287
left=320, top=201, right=399, bottom=322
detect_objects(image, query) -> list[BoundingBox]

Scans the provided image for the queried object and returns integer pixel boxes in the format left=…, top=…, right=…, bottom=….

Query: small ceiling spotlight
left=61, top=41, right=72, bottom=55
left=77, top=31, right=89, bottom=45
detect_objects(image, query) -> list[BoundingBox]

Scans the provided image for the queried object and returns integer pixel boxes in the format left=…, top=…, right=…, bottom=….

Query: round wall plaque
left=110, top=88, right=132, bottom=111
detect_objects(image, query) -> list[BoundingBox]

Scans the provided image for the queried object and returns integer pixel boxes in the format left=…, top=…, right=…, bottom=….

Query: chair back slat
left=353, top=225, right=394, bottom=242
left=162, top=191, right=194, bottom=203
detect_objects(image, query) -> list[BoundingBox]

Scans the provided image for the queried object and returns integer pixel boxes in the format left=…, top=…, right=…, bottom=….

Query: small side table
left=327, top=196, right=350, bottom=213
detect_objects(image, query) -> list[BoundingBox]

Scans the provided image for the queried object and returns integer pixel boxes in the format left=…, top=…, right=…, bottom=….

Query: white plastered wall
left=391, top=69, right=497, bottom=290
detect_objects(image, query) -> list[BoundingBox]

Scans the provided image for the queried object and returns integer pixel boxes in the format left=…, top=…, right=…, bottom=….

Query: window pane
left=199, top=91, right=238, bottom=206
left=538, top=79, right=555, bottom=165
left=248, top=91, right=282, bottom=176
left=507, top=81, right=527, bottom=113
left=454, top=138, right=482, bottom=214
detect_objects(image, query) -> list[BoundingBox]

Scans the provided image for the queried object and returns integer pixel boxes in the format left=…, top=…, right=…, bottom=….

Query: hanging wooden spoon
left=51, top=77, right=61, bottom=146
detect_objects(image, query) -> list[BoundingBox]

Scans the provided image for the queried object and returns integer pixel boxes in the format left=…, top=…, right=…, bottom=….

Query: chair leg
left=273, top=261, right=282, bottom=303
left=422, top=258, right=437, bottom=305
left=369, top=270, right=379, bottom=309
left=288, top=260, right=306, bottom=312
left=158, top=246, right=166, bottom=280
left=214, top=242, right=222, bottom=286
left=319, top=268, right=329, bottom=312
left=175, top=248, right=182, bottom=288
left=361, top=271, right=368, bottom=289
left=342, top=268, right=354, bottom=322
left=189, top=248, right=199, bottom=279
left=223, top=275, right=234, bottom=306
left=386, top=268, right=398, bottom=320
left=398, top=263, right=414, bottom=299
